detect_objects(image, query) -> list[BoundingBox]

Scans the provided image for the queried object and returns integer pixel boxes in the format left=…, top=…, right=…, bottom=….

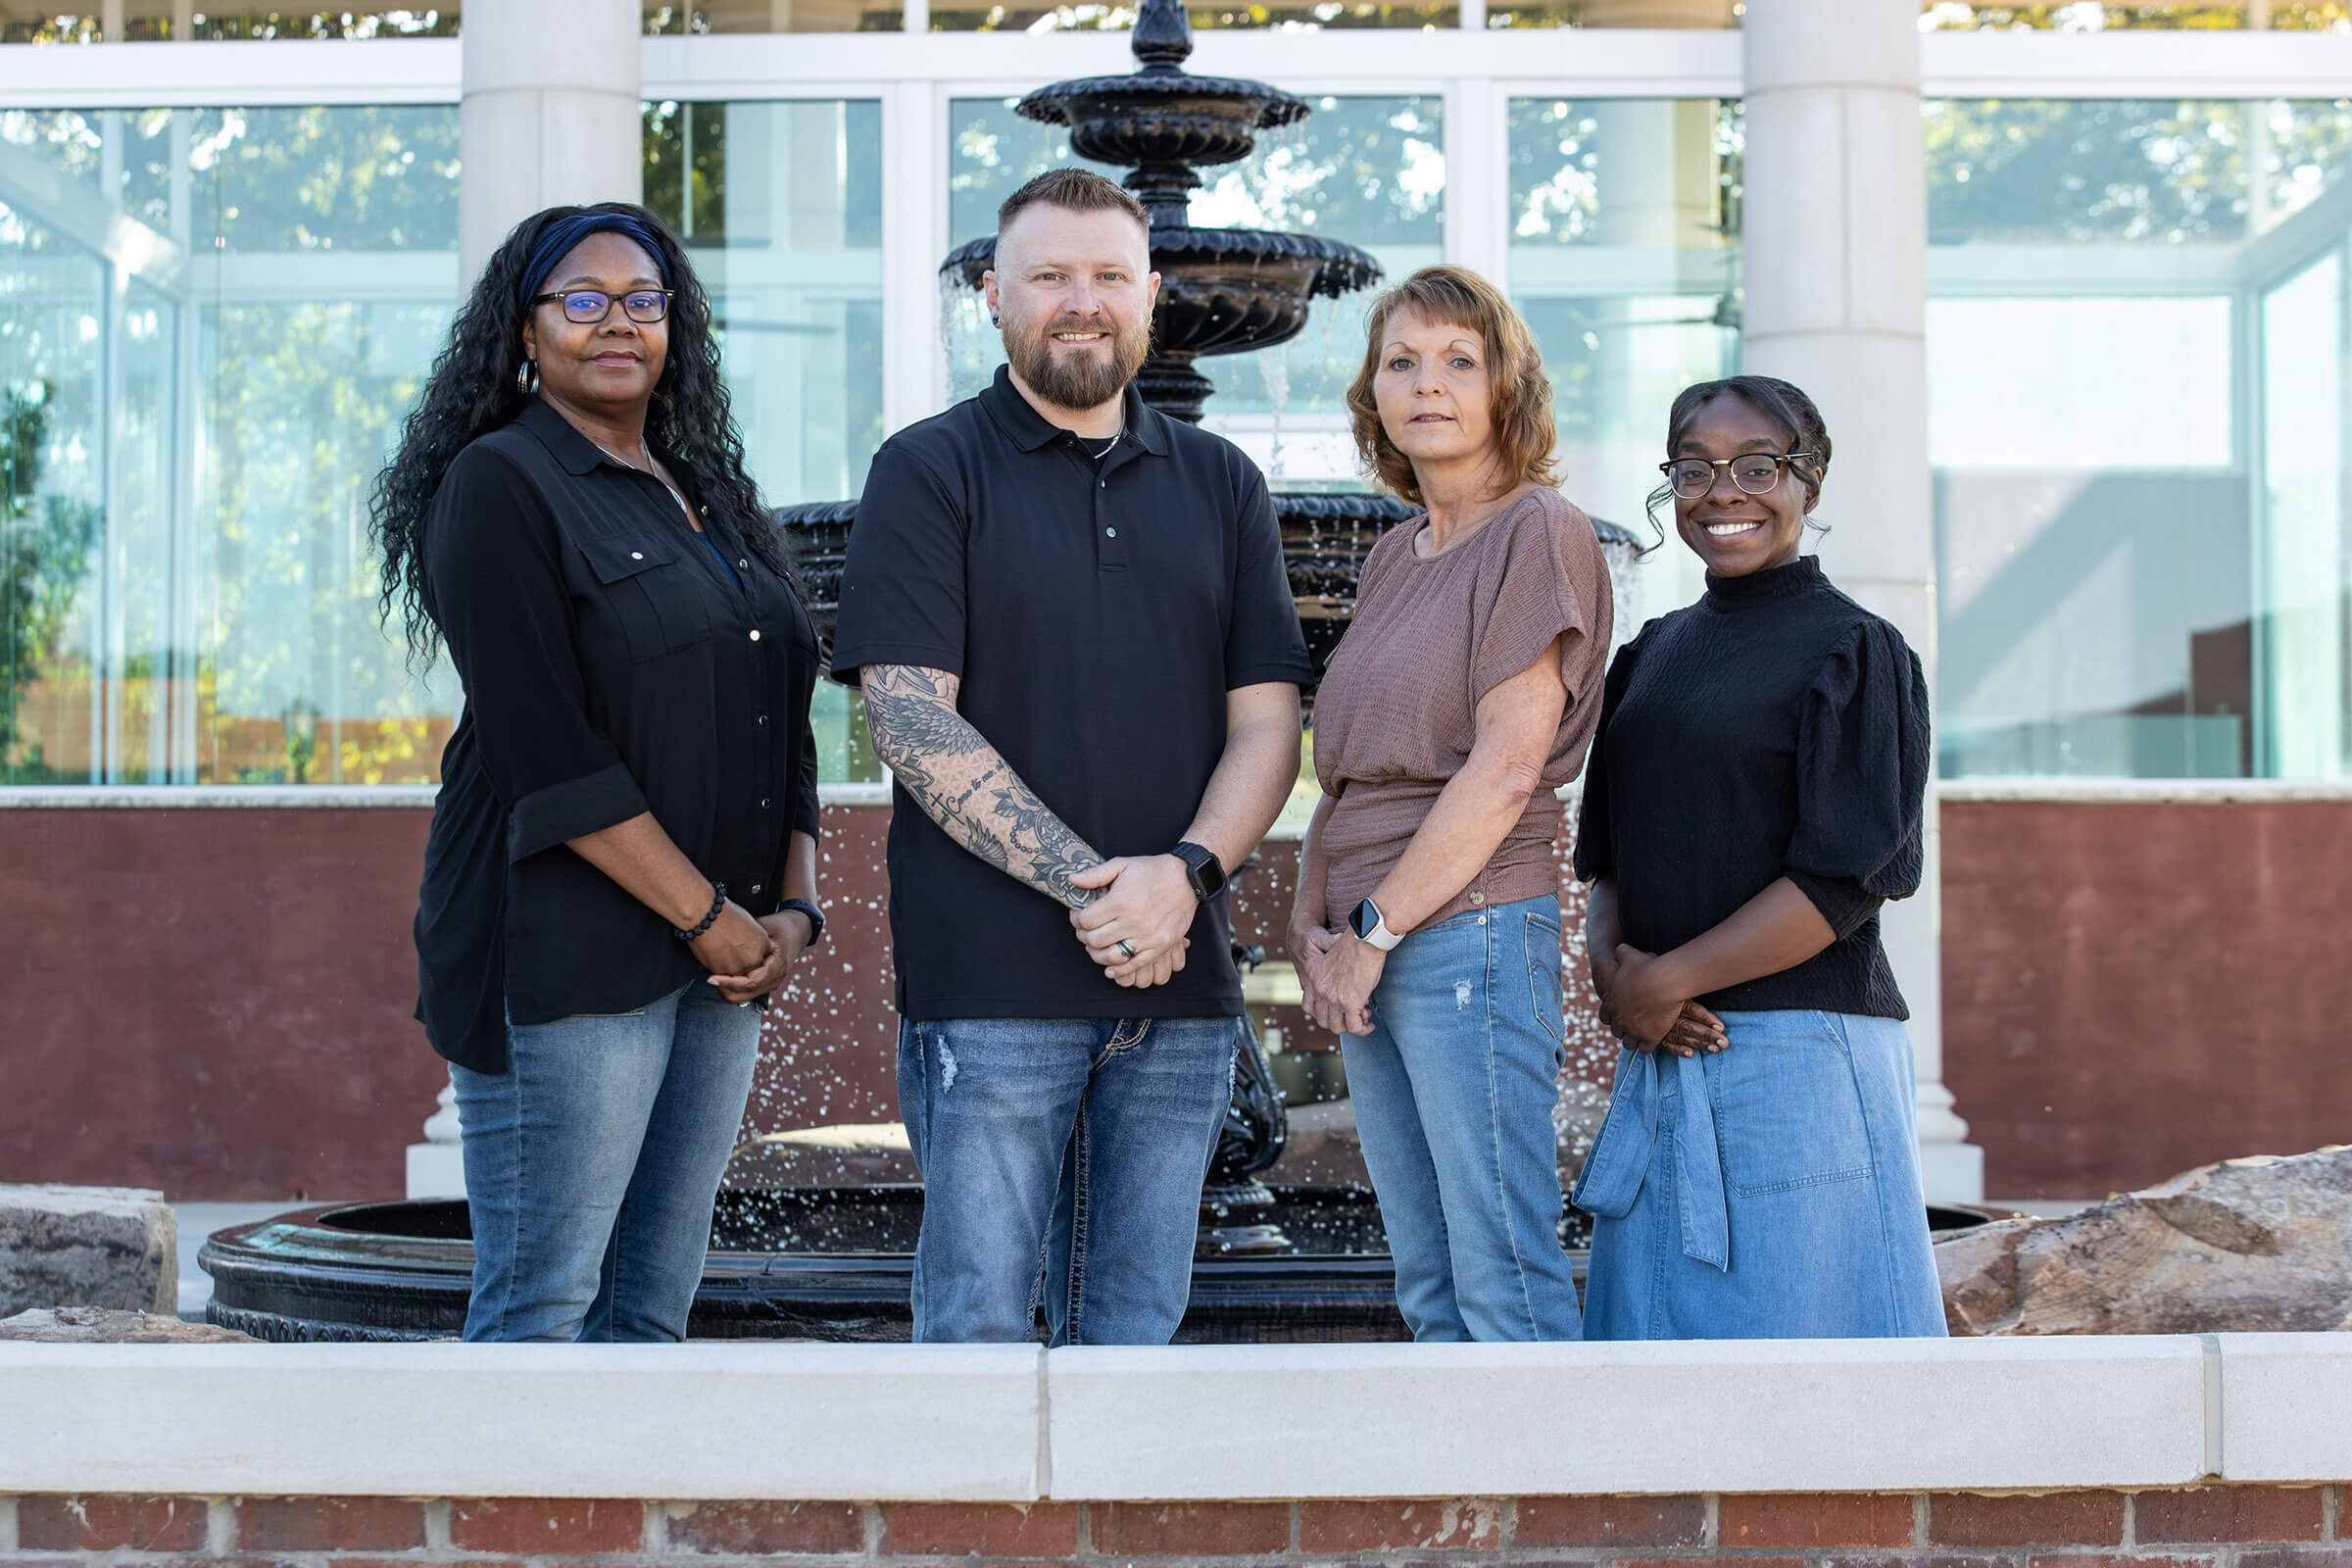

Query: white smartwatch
left=1348, top=897, right=1403, bottom=953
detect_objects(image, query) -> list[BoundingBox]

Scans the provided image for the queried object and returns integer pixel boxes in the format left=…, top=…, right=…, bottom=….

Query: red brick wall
left=2, top=1488, right=2343, bottom=1564
left=9, top=796, right=2352, bottom=1201
left=1940, top=799, right=2352, bottom=1199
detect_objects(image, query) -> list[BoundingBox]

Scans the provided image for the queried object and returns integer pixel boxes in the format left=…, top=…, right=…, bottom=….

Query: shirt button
left=760, top=798, right=771, bottom=809
left=749, top=629, right=761, bottom=642
left=1105, top=527, right=1117, bottom=538
left=757, top=714, right=768, bottom=727
left=750, top=883, right=762, bottom=895
left=1477, top=914, right=1488, bottom=925
left=629, top=551, right=644, bottom=561
left=1469, top=891, right=1486, bottom=906
left=738, top=559, right=748, bottom=569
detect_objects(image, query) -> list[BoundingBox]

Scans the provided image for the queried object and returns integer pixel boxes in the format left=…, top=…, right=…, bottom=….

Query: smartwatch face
left=1180, top=844, right=1225, bottom=900
left=1349, top=900, right=1380, bottom=941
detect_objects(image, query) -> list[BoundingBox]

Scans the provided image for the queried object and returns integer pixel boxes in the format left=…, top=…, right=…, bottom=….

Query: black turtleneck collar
left=1704, top=552, right=1826, bottom=610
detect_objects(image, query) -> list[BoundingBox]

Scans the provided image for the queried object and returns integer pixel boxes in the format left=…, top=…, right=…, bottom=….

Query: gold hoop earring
left=515, top=359, right=539, bottom=396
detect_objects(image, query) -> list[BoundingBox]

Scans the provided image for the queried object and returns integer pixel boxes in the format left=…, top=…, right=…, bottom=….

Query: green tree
left=0, top=383, right=101, bottom=774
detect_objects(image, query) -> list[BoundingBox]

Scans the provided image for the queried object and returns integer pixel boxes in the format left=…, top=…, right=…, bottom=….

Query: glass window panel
left=2260, top=253, right=2346, bottom=777
left=1488, top=0, right=1734, bottom=25
left=1508, top=97, right=1740, bottom=629
left=22, top=8, right=464, bottom=39
left=1928, top=297, right=2232, bottom=467
left=0, top=104, right=461, bottom=786
left=1928, top=96, right=2352, bottom=781
left=645, top=1, right=902, bottom=32
left=646, top=98, right=886, bottom=783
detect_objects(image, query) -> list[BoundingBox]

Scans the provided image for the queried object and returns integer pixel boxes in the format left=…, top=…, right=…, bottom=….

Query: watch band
left=780, top=898, right=826, bottom=947
left=1172, top=840, right=1226, bottom=902
left=1349, top=897, right=1402, bottom=953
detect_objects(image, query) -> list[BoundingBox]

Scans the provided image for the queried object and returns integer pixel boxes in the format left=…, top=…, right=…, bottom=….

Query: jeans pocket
left=1524, top=908, right=1564, bottom=1050
left=1714, top=1011, right=1875, bottom=1197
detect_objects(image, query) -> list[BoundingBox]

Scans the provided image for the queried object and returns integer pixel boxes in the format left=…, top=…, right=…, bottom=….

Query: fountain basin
left=201, top=1194, right=2005, bottom=1346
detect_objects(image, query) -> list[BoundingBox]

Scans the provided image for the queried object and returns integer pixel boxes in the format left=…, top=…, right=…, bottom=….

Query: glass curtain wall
left=1506, top=97, right=1739, bottom=630
left=644, top=97, right=885, bottom=782
left=1926, top=97, right=2352, bottom=779
left=0, top=103, right=461, bottom=785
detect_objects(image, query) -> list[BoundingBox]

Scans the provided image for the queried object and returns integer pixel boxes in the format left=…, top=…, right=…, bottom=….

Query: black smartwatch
left=1172, top=841, right=1226, bottom=902
left=780, top=898, right=826, bottom=948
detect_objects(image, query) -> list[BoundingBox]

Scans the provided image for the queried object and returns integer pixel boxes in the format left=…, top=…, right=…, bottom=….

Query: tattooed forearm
left=860, top=663, right=1105, bottom=907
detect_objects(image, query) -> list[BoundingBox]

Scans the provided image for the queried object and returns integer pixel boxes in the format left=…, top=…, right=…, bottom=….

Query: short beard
left=1004, top=315, right=1149, bottom=412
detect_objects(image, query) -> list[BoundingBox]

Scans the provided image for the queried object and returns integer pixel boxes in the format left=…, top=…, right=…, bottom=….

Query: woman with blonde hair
left=1289, top=265, right=1616, bottom=1341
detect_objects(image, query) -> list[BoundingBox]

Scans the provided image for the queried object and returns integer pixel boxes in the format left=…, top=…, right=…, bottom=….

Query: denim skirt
left=1573, top=1008, right=1947, bottom=1340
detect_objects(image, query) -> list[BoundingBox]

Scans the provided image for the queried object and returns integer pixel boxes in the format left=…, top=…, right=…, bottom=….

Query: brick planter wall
left=2, top=1489, right=2344, bottom=1567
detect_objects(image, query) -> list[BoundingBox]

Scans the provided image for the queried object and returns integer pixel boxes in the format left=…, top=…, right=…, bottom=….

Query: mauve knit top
left=1313, top=486, right=1616, bottom=930
left=1571, top=554, right=1931, bottom=1020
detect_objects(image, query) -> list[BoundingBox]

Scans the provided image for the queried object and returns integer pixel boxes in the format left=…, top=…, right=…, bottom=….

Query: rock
left=0, top=1183, right=177, bottom=1317
left=0, top=1305, right=254, bottom=1344
left=1937, top=1144, right=2352, bottom=1335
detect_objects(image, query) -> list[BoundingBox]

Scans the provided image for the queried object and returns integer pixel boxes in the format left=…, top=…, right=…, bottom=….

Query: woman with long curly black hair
left=371, top=202, right=825, bottom=1343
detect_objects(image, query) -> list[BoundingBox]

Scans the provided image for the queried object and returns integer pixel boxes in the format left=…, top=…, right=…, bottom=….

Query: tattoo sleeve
left=859, top=663, right=1106, bottom=908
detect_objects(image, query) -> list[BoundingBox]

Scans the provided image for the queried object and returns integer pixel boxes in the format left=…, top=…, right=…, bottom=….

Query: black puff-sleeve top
left=1571, top=554, right=1930, bottom=1020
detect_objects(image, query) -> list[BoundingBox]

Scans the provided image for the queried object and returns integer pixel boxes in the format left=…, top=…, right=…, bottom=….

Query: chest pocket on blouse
left=576, top=533, right=712, bottom=662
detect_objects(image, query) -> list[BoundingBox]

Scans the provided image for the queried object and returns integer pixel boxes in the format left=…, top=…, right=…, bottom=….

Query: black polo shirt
left=831, top=367, right=1311, bottom=1021
left=415, top=398, right=821, bottom=1073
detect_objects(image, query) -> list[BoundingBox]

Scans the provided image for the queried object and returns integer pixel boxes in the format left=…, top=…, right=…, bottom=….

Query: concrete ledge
left=2215, top=1334, right=2352, bottom=1483
left=8, top=1336, right=2350, bottom=1500
left=0, top=1345, right=1044, bottom=1500
left=1045, top=1340, right=2210, bottom=1499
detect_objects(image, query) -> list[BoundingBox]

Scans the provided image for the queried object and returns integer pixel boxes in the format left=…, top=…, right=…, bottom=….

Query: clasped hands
left=690, top=900, right=816, bottom=1005
left=1292, top=916, right=1383, bottom=1038
left=1592, top=944, right=1728, bottom=1058
left=1068, top=855, right=1196, bottom=988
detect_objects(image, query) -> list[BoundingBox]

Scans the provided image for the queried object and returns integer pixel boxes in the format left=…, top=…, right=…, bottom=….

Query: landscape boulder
left=1937, top=1144, right=2352, bottom=1335
left=0, top=1183, right=177, bottom=1317
left=0, top=1305, right=253, bottom=1343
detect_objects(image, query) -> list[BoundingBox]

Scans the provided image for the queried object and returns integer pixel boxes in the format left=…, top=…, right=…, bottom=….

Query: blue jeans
left=897, top=1015, right=1240, bottom=1346
left=451, top=978, right=759, bottom=1343
left=1574, top=1008, right=1947, bottom=1339
left=1340, top=895, right=1584, bottom=1342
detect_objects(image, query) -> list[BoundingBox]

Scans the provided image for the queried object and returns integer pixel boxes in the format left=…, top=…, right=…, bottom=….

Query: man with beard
left=830, top=169, right=1309, bottom=1346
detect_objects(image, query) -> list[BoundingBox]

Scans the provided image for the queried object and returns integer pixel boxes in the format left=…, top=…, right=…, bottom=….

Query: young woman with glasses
left=1569, top=374, right=1945, bottom=1340
left=370, top=202, right=825, bottom=1342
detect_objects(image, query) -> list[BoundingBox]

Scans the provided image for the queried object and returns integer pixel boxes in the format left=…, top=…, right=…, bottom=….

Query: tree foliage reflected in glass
left=1920, top=2, right=2348, bottom=30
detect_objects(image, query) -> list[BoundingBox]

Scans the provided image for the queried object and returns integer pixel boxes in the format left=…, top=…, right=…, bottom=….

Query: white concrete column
left=1740, top=0, right=1984, bottom=1202
left=458, top=0, right=645, bottom=284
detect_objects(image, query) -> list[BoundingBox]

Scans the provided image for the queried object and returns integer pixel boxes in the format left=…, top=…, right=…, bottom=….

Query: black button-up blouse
left=414, top=398, right=820, bottom=1073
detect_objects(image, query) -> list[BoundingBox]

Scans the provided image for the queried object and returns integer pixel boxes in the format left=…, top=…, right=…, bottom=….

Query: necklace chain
left=592, top=436, right=700, bottom=527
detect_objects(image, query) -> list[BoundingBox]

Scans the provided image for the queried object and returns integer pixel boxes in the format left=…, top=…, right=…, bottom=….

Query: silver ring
left=1117, top=940, right=1138, bottom=960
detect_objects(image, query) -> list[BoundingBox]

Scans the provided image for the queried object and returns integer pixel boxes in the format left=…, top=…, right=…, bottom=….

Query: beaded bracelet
left=675, top=882, right=727, bottom=942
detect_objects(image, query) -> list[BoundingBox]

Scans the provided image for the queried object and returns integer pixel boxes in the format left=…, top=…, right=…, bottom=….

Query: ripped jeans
left=1341, top=894, right=1584, bottom=1341
left=896, top=1014, right=1242, bottom=1346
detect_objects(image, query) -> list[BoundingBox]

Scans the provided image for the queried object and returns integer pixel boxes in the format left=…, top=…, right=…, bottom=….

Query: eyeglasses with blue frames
left=1660, top=452, right=1818, bottom=501
left=532, top=288, right=672, bottom=325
